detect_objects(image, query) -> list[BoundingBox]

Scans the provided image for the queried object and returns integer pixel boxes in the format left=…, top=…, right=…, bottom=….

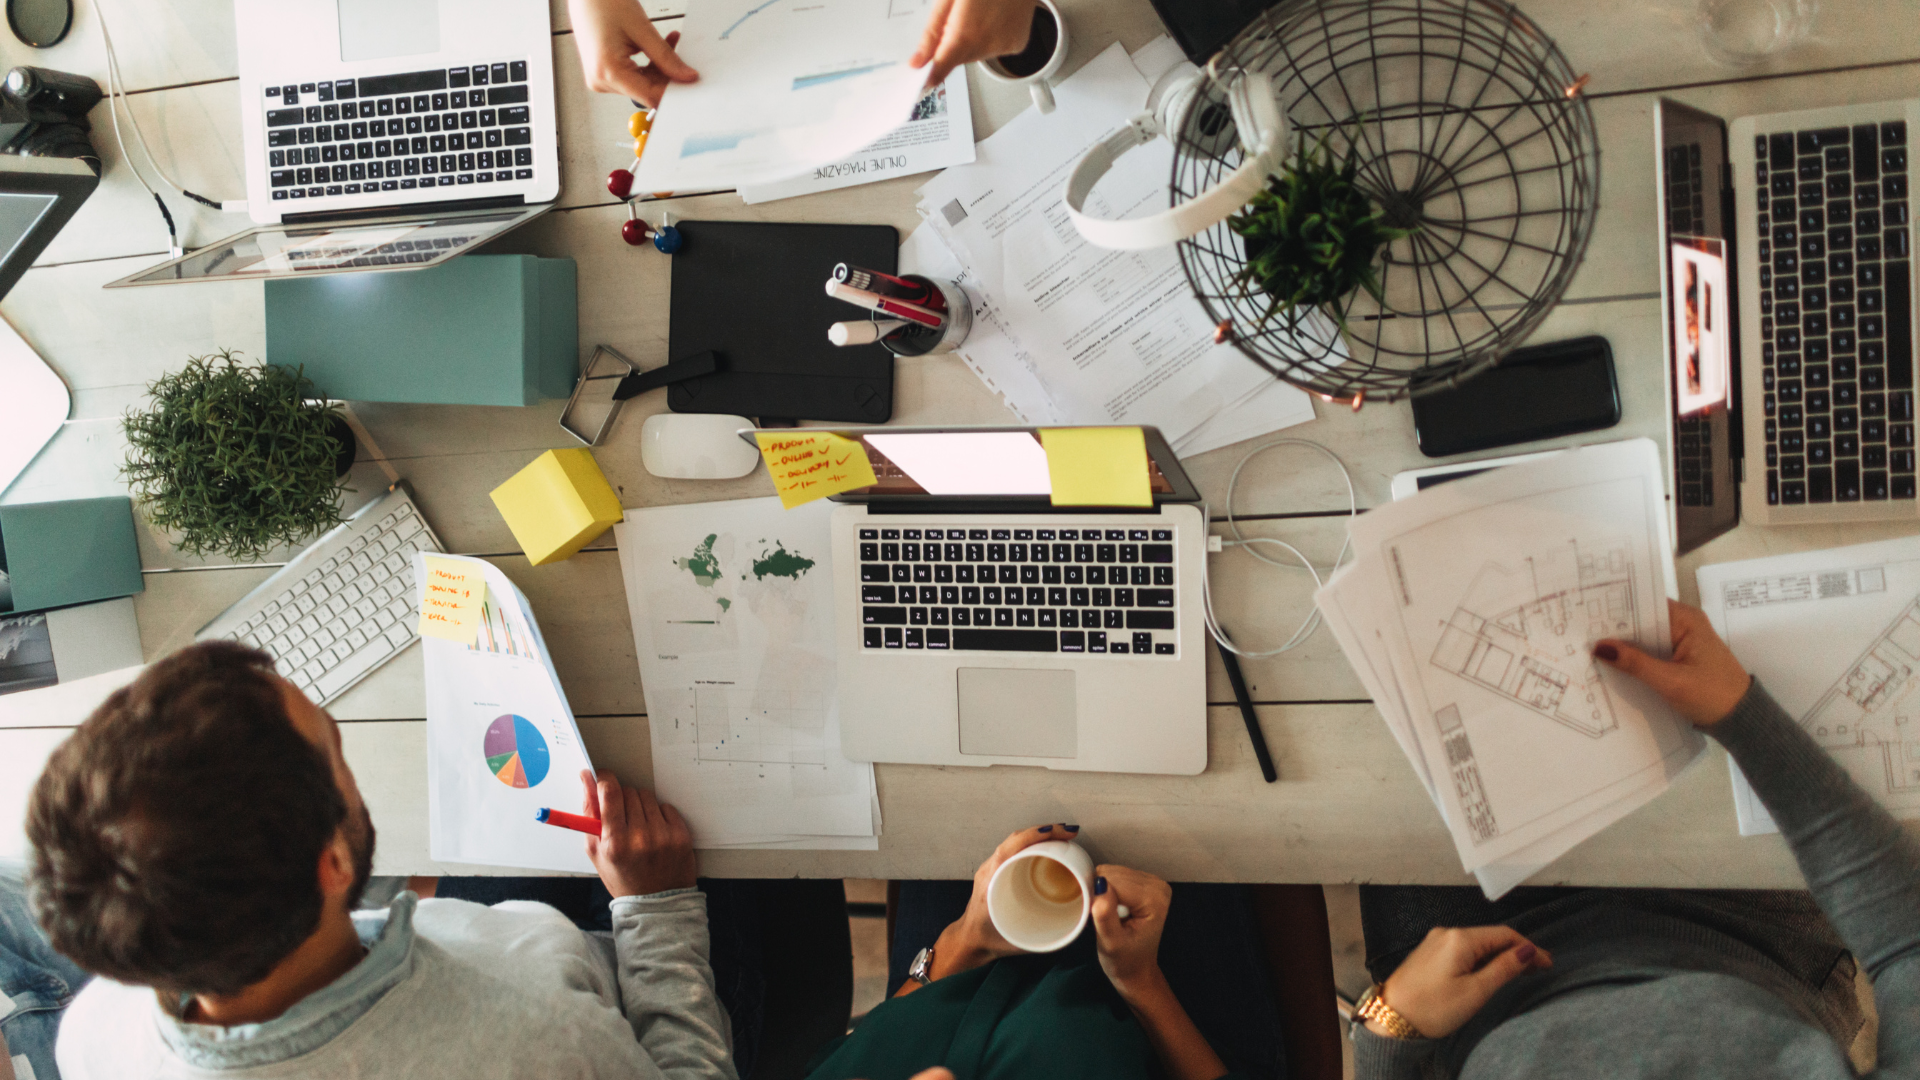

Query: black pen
left=1216, top=632, right=1277, bottom=782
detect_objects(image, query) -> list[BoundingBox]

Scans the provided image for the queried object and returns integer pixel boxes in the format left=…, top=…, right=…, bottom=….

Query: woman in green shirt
left=806, top=827, right=1279, bottom=1080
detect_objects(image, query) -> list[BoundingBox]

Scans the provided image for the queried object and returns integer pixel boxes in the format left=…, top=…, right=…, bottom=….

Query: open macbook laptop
left=107, top=0, right=558, bottom=287
left=1656, top=95, right=1919, bottom=534
left=751, top=426, right=1210, bottom=776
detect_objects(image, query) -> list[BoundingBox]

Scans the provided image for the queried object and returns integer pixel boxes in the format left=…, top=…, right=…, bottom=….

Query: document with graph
left=1318, top=440, right=1705, bottom=888
left=1700, top=535, right=1920, bottom=835
left=631, top=0, right=935, bottom=191
left=615, top=497, right=878, bottom=848
left=418, top=553, right=597, bottom=873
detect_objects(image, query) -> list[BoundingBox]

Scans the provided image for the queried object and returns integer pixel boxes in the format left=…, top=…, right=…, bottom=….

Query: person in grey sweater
left=27, top=641, right=735, bottom=1080
left=1351, top=600, right=1919, bottom=1078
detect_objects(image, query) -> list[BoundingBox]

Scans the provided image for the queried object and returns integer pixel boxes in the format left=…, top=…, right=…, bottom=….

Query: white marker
left=828, top=319, right=908, bottom=346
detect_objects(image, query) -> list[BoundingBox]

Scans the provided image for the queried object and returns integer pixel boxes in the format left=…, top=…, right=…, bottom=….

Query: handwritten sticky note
left=756, top=431, right=879, bottom=509
left=418, top=556, right=485, bottom=642
left=1040, top=427, right=1152, bottom=507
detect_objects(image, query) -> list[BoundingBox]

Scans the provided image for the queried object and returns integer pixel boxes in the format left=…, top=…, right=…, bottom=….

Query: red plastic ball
left=621, top=219, right=650, bottom=246
left=607, top=168, right=634, bottom=199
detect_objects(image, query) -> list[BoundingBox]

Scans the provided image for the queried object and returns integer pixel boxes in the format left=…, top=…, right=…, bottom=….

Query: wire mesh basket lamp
left=1173, top=0, right=1600, bottom=404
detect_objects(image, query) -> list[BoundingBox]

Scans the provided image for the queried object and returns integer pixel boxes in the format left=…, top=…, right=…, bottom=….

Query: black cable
left=179, top=190, right=223, bottom=210
left=150, top=191, right=178, bottom=249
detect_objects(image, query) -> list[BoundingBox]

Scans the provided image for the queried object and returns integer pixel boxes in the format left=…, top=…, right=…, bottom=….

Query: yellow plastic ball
left=628, top=110, right=653, bottom=138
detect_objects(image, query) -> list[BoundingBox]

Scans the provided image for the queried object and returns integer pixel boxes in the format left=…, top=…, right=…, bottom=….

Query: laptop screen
left=747, top=426, right=1200, bottom=504
left=104, top=205, right=546, bottom=287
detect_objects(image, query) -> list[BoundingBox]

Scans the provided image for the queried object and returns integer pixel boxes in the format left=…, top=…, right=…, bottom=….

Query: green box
left=0, top=497, right=144, bottom=612
left=264, top=255, right=578, bottom=406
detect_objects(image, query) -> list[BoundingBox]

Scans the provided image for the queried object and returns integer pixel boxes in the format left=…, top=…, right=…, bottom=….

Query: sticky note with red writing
left=755, top=431, right=879, bottom=509
left=418, top=555, right=486, bottom=642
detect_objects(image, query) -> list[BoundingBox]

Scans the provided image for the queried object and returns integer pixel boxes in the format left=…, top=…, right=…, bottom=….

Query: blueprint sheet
left=615, top=497, right=879, bottom=849
left=1317, top=440, right=1705, bottom=894
left=1700, top=535, right=1920, bottom=835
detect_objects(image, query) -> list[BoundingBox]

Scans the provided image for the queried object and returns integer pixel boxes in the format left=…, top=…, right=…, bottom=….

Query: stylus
left=1216, top=633, right=1278, bottom=783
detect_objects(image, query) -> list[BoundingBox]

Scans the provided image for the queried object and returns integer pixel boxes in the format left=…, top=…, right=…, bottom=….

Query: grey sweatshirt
left=1355, top=680, right=1920, bottom=1079
left=54, top=889, right=737, bottom=1080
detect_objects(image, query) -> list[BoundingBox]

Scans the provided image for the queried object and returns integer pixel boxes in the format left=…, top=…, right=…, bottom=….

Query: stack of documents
left=903, top=39, right=1321, bottom=458
left=615, top=497, right=880, bottom=850
left=420, top=554, right=598, bottom=874
left=1315, top=440, right=1706, bottom=896
left=1700, top=535, right=1920, bottom=836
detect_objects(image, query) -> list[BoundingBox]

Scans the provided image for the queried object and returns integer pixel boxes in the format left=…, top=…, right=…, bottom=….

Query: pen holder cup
left=881, top=275, right=972, bottom=356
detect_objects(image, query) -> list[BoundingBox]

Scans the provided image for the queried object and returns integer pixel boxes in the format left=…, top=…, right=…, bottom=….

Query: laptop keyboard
left=858, top=526, right=1177, bottom=656
left=1754, top=120, right=1917, bottom=504
left=262, top=62, right=534, bottom=203
left=1665, top=142, right=1718, bottom=507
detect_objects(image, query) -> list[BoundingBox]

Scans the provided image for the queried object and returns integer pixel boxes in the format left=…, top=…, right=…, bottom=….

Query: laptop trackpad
left=957, top=668, right=1077, bottom=759
left=339, top=0, right=440, bottom=62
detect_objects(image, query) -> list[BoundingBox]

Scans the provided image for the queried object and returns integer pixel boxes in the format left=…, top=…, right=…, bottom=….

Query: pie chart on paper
left=483, top=714, right=550, bottom=789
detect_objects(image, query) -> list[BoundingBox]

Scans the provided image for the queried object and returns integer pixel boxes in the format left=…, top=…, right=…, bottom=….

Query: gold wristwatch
left=1354, top=984, right=1423, bottom=1040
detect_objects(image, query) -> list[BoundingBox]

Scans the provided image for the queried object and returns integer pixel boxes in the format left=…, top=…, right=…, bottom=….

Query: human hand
left=911, top=0, right=1036, bottom=88
left=1376, top=926, right=1552, bottom=1039
left=580, top=769, right=697, bottom=898
left=1594, top=600, right=1751, bottom=728
left=1091, top=865, right=1171, bottom=1000
left=567, top=0, right=699, bottom=107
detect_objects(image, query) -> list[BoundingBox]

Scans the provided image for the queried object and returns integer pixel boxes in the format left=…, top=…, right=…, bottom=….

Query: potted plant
left=122, top=351, right=354, bottom=560
left=1228, top=130, right=1417, bottom=329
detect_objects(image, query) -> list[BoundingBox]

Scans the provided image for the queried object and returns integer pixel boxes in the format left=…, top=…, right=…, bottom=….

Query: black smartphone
left=1411, top=336, right=1621, bottom=458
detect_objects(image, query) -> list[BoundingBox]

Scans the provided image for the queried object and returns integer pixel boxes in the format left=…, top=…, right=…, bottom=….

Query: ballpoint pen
left=1216, top=631, right=1278, bottom=782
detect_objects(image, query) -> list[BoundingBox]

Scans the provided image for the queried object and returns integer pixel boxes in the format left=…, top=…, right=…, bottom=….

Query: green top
left=804, top=956, right=1247, bottom=1080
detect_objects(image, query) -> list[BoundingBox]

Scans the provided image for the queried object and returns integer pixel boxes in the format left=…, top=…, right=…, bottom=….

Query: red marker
left=536, top=807, right=602, bottom=836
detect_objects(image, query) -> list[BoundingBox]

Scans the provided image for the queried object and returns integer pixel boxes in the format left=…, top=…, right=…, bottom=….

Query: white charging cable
left=1199, top=438, right=1359, bottom=658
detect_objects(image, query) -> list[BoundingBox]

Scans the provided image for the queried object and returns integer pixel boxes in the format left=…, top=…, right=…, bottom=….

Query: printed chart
left=483, top=713, right=551, bottom=789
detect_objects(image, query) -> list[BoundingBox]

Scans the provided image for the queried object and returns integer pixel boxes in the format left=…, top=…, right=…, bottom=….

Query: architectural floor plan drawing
left=1430, top=539, right=1640, bottom=739
left=1801, top=592, right=1920, bottom=797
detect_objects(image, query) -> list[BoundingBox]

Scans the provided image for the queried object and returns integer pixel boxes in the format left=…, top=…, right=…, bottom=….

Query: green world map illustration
left=672, top=534, right=816, bottom=618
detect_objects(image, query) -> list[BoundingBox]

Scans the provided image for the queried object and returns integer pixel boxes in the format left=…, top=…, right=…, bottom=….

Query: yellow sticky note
left=1040, top=427, right=1152, bottom=507
left=418, top=556, right=485, bottom=642
left=756, top=432, right=879, bottom=509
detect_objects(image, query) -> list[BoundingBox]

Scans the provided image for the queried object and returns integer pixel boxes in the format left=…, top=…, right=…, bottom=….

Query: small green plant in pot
left=122, top=351, right=353, bottom=561
left=1228, top=130, right=1417, bottom=329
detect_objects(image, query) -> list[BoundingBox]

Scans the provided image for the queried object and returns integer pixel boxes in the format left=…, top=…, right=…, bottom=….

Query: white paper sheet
left=1316, top=440, right=1705, bottom=892
left=912, top=42, right=1317, bottom=449
left=633, top=0, right=934, bottom=191
left=421, top=555, right=597, bottom=874
left=614, top=497, right=879, bottom=849
left=737, top=69, right=974, bottom=203
left=1699, top=535, right=1920, bottom=836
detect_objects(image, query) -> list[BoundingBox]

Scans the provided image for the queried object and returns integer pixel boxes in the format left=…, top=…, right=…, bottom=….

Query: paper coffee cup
left=986, top=840, right=1094, bottom=952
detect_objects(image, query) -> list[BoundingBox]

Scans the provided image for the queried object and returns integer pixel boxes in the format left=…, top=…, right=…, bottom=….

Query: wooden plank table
left=4, top=0, right=1920, bottom=884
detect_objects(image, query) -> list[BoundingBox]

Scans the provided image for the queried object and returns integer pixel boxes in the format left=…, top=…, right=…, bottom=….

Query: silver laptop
left=1666, top=97, right=1920, bottom=525
left=764, top=425, right=1209, bottom=776
left=107, top=0, right=558, bottom=287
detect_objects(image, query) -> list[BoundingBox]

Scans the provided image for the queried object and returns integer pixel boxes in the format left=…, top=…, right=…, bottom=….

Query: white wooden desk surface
left=4, top=0, right=1920, bottom=884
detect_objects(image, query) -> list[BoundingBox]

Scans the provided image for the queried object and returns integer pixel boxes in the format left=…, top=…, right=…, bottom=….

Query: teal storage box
left=264, top=255, right=578, bottom=406
left=0, top=497, right=144, bottom=613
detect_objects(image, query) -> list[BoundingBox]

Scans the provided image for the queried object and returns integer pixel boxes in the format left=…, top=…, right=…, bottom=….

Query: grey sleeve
left=609, top=889, right=740, bottom=1080
left=1712, top=680, right=1920, bottom=1076
left=1352, top=1028, right=1436, bottom=1080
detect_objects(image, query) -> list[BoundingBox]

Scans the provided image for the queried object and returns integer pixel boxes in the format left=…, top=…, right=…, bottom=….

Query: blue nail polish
left=1094, top=876, right=1108, bottom=895
left=1065, top=824, right=1081, bottom=833
left=1038, top=825, right=1052, bottom=832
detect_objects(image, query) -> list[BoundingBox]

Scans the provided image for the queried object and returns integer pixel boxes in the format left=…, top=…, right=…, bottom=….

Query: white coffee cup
left=986, top=840, right=1102, bottom=952
left=977, top=0, right=1069, bottom=115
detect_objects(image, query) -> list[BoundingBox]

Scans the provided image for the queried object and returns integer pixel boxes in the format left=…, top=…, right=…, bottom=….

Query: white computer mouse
left=639, top=413, right=761, bottom=479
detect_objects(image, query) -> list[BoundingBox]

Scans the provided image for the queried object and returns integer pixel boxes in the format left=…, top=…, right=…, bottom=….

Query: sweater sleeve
left=609, top=889, right=739, bottom=1080
left=1351, top=1028, right=1436, bottom=1080
left=1711, top=679, right=1920, bottom=1076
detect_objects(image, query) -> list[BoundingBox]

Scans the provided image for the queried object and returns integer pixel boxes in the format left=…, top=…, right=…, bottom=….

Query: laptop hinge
left=280, top=194, right=527, bottom=226
left=859, top=500, right=1171, bottom=516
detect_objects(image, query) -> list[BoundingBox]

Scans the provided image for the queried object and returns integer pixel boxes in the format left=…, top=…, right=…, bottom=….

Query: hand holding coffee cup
left=976, top=0, right=1068, bottom=115
left=985, top=838, right=1130, bottom=952
left=1091, top=865, right=1171, bottom=995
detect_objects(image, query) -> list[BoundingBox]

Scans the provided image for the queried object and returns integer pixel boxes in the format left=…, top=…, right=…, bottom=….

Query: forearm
left=1712, top=680, right=1920, bottom=976
left=1114, top=970, right=1228, bottom=1080
left=609, top=890, right=738, bottom=1080
left=1350, top=1028, right=1436, bottom=1080
left=891, top=921, right=1000, bottom=997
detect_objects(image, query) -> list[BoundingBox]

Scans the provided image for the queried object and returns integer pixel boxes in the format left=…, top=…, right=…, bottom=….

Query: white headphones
left=1064, top=63, right=1291, bottom=251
